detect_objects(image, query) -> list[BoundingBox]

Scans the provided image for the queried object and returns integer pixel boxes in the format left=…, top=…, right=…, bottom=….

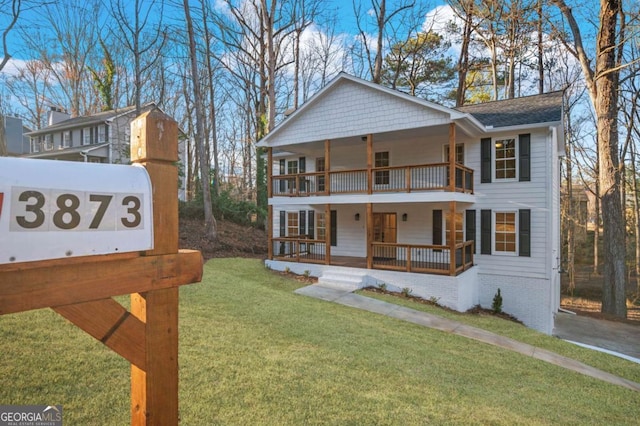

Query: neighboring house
left=23, top=104, right=187, bottom=200
left=257, top=73, right=564, bottom=334
left=2, top=115, right=31, bottom=155
left=24, top=104, right=157, bottom=164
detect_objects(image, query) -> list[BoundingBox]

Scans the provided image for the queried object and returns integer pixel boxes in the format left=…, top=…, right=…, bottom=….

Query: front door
left=373, top=213, right=397, bottom=259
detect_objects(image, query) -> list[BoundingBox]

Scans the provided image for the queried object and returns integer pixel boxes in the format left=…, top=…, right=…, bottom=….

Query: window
left=495, top=138, right=516, bottom=179
left=287, top=160, right=298, bottom=175
left=443, top=143, right=464, bottom=163
left=445, top=211, right=464, bottom=245
left=316, top=212, right=326, bottom=240
left=31, top=138, right=40, bottom=153
left=98, top=125, right=107, bottom=143
left=495, top=212, right=516, bottom=253
left=374, top=151, right=389, bottom=185
left=62, top=131, right=71, bottom=148
left=44, top=134, right=53, bottom=151
left=287, top=212, right=299, bottom=237
left=82, top=127, right=92, bottom=146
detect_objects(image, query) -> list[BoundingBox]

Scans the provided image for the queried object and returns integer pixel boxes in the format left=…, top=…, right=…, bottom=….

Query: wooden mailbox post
left=0, top=110, right=202, bottom=425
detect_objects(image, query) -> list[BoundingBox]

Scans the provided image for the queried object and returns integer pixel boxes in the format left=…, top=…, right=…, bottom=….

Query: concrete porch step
left=317, top=270, right=367, bottom=292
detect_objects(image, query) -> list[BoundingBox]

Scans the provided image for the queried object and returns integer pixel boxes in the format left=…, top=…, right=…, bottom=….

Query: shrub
left=401, top=287, right=412, bottom=297
left=492, top=288, right=503, bottom=314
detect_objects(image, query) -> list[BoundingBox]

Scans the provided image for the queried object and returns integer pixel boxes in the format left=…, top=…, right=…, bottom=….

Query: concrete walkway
left=294, top=284, right=640, bottom=393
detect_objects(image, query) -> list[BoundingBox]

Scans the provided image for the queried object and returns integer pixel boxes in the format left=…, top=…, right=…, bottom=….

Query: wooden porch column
left=449, top=201, right=457, bottom=276
left=366, top=203, right=373, bottom=269
left=325, top=140, right=330, bottom=195
left=325, top=204, right=331, bottom=265
left=267, top=205, right=273, bottom=260
left=267, top=148, right=273, bottom=260
left=449, top=123, right=456, bottom=192
left=367, top=134, right=373, bottom=194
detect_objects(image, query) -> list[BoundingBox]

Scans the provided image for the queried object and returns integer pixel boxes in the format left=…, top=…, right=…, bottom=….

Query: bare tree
left=352, top=0, right=418, bottom=83
left=552, top=0, right=628, bottom=318
left=0, top=0, right=21, bottom=73
left=183, top=0, right=216, bottom=239
left=108, top=0, right=168, bottom=113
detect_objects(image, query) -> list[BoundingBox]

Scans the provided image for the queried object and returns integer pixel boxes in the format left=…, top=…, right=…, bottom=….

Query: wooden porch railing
left=269, top=238, right=474, bottom=276
left=271, top=237, right=327, bottom=264
left=371, top=241, right=474, bottom=275
left=271, top=162, right=473, bottom=196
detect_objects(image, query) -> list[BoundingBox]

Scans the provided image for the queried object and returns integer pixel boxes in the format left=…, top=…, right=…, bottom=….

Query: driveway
left=553, top=312, right=640, bottom=362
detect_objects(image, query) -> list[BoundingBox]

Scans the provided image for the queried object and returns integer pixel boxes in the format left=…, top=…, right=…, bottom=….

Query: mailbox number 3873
left=12, top=190, right=143, bottom=231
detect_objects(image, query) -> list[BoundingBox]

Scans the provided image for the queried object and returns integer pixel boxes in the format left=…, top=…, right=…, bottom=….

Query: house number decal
left=9, top=187, right=145, bottom=232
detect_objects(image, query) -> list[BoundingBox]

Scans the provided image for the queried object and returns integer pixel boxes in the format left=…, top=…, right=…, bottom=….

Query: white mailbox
left=0, top=157, right=154, bottom=264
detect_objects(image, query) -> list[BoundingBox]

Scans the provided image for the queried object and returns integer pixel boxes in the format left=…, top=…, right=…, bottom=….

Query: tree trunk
left=183, top=0, right=216, bottom=240
left=553, top=0, right=627, bottom=318
left=595, top=0, right=626, bottom=317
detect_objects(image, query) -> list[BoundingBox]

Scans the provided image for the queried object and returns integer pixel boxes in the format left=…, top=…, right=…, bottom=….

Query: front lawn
left=1, top=258, right=639, bottom=424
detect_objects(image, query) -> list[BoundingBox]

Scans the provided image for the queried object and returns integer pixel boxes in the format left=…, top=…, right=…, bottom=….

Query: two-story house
left=24, top=104, right=157, bottom=164
left=23, top=104, right=187, bottom=200
left=257, top=73, right=564, bottom=334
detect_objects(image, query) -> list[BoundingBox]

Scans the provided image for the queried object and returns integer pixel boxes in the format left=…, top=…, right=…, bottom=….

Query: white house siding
left=268, top=79, right=451, bottom=147
left=460, top=127, right=558, bottom=332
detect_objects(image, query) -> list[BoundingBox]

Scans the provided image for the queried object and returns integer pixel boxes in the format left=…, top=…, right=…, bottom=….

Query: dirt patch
left=362, top=286, right=524, bottom=324
left=179, top=217, right=267, bottom=260
left=561, top=265, right=640, bottom=324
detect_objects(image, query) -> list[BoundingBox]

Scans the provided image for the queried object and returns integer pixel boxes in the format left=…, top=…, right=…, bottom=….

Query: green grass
left=1, top=258, right=639, bottom=425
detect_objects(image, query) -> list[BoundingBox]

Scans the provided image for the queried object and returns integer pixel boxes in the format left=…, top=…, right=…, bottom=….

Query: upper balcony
left=271, top=162, right=473, bottom=197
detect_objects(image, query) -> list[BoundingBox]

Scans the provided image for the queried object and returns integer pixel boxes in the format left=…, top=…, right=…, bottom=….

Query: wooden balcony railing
left=272, top=163, right=473, bottom=196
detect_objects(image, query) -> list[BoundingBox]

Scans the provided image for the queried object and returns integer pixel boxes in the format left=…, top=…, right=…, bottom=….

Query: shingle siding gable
left=268, top=80, right=451, bottom=147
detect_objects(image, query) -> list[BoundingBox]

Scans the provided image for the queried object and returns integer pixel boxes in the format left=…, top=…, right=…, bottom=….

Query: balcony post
left=449, top=200, right=456, bottom=276
left=325, top=139, right=330, bottom=195
left=449, top=123, right=456, bottom=192
left=367, top=134, right=373, bottom=195
left=267, top=147, right=273, bottom=198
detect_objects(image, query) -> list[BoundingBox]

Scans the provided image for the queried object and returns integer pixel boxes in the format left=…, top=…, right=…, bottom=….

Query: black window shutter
left=481, top=138, right=492, bottom=183
left=481, top=209, right=492, bottom=255
left=80, top=129, right=83, bottom=145
left=279, top=211, right=286, bottom=236
left=519, top=209, right=531, bottom=257
left=330, top=210, right=337, bottom=246
left=279, top=159, right=286, bottom=174
left=308, top=211, right=315, bottom=239
left=299, top=210, right=306, bottom=236
left=432, top=210, right=442, bottom=245
left=299, top=157, right=306, bottom=173
left=465, top=209, right=476, bottom=253
left=519, top=133, right=531, bottom=182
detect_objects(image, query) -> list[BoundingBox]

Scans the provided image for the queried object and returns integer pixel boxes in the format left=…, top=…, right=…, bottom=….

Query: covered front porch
left=270, top=241, right=474, bottom=276
left=268, top=201, right=475, bottom=277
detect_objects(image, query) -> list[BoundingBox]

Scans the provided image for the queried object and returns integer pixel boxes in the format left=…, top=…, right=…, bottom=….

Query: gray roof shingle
left=456, top=90, right=563, bottom=128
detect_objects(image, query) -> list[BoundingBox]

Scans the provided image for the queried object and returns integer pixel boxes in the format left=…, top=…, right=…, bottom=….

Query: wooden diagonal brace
left=54, top=298, right=146, bottom=370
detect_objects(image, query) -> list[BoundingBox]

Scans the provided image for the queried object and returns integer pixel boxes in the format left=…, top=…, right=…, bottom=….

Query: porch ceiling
left=272, top=123, right=453, bottom=158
